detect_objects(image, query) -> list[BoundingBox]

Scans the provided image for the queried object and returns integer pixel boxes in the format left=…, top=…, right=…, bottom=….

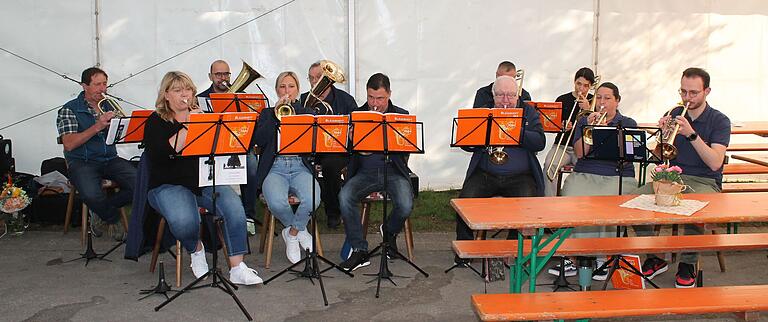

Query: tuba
left=655, top=102, right=690, bottom=161
left=226, top=61, right=262, bottom=93
left=545, top=75, right=600, bottom=181
left=304, top=60, right=346, bottom=115
left=96, top=93, right=126, bottom=118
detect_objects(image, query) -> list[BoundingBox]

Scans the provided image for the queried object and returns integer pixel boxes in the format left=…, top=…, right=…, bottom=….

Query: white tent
left=2, top=0, right=767, bottom=190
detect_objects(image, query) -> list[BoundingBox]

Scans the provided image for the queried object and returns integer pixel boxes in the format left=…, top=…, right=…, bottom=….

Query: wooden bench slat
left=727, top=143, right=768, bottom=152
left=472, top=285, right=768, bottom=321
left=722, top=182, right=768, bottom=193
left=452, top=233, right=768, bottom=258
left=723, top=163, right=768, bottom=175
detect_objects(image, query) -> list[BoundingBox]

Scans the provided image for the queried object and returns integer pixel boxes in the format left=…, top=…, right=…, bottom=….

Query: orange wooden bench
left=723, top=163, right=768, bottom=175
left=722, top=182, right=768, bottom=193
left=727, top=143, right=768, bottom=152
left=472, top=285, right=768, bottom=321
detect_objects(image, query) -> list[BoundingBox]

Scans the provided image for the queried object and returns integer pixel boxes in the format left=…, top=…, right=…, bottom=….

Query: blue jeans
left=147, top=184, right=248, bottom=256
left=339, top=167, right=414, bottom=251
left=262, top=156, right=320, bottom=231
left=240, top=150, right=259, bottom=220
left=67, top=157, right=136, bottom=224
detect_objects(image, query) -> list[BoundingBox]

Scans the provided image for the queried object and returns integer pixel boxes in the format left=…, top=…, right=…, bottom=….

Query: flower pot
left=653, top=180, right=685, bottom=206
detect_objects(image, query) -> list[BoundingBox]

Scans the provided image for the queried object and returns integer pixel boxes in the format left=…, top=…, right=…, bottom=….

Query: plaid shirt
left=56, top=94, right=99, bottom=137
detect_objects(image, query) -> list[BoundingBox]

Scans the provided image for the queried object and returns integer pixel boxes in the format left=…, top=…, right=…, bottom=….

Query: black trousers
left=318, top=154, right=349, bottom=218
left=455, top=170, right=537, bottom=240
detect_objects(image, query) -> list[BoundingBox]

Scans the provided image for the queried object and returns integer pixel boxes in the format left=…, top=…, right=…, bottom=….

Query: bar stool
left=258, top=195, right=323, bottom=268
left=63, top=180, right=129, bottom=246
left=359, top=192, right=415, bottom=261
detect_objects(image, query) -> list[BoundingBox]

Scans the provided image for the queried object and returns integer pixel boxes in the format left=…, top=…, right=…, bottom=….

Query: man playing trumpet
left=56, top=67, right=136, bottom=240
left=633, top=67, right=731, bottom=288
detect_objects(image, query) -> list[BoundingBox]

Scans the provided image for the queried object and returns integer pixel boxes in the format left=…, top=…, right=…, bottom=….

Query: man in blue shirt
left=455, top=75, right=547, bottom=265
left=337, top=73, right=414, bottom=271
left=633, top=67, right=731, bottom=288
left=299, top=60, right=358, bottom=229
left=56, top=67, right=136, bottom=239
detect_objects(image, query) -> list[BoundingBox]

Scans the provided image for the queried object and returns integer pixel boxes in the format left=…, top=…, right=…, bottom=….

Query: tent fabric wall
left=2, top=0, right=767, bottom=190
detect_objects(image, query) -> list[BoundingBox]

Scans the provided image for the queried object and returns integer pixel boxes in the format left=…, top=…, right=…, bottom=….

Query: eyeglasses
left=494, top=93, right=518, bottom=100
left=678, top=89, right=702, bottom=98
left=212, top=72, right=231, bottom=78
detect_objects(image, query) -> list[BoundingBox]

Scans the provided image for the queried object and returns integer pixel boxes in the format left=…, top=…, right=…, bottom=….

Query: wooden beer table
left=451, top=193, right=768, bottom=293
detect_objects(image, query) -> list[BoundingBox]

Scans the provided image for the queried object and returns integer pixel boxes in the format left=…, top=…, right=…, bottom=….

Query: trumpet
left=545, top=75, right=601, bottom=181
left=582, top=105, right=608, bottom=146
left=656, top=102, right=690, bottom=161
left=274, top=102, right=295, bottom=120
left=96, top=93, right=126, bottom=118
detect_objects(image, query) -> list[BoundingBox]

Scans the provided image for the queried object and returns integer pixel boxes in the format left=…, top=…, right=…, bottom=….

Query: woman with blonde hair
left=143, top=71, right=262, bottom=285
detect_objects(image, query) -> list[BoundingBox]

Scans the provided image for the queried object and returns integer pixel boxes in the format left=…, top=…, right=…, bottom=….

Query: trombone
left=486, top=69, right=525, bottom=165
left=96, top=93, right=126, bottom=118
left=656, top=101, right=690, bottom=161
left=545, top=75, right=601, bottom=181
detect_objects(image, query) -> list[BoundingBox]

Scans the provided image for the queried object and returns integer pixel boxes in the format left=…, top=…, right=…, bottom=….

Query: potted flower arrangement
left=0, top=176, right=32, bottom=236
left=651, top=164, right=685, bottom=206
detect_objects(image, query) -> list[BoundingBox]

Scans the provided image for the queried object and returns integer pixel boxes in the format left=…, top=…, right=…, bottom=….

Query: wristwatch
left=686, top=132, right=698, bottom=142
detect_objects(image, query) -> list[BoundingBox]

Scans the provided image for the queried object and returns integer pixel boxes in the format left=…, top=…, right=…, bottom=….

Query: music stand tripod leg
left=262, top=155, right=352, bottom=307
left=63, top=213, right=112, bottom=266
left=154, top=152, right=252, bottom=321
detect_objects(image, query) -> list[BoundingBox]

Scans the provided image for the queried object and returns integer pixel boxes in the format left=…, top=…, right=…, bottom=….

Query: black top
left=553, top=92, right=594, bottom=146
left=472, top=82, right=532, bottom=108
left=299, top=86, right=358, bottom=115
left=143, top=112, right=200, bottom=192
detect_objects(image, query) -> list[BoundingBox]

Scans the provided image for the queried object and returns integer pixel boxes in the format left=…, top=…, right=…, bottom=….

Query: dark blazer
left=462, top=99, right=547, bottom=196
left=346, top=101, right=412, bottom=181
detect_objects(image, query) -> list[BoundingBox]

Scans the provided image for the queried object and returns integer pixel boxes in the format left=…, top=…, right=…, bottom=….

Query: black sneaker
left=592, top=266, right=609, bottom=281
left=326, top=215, right=341, bottom=229
left=340, top=250, right=370, bottom=272
left=675, top=262, right=697, bottom=288
left=641, top=257, right=668, bottom=280
left=379, top=224, right=401, bottom=260
left=547, top=259, right=577, bottom=277
left=453, top=254, right=471, bottom=266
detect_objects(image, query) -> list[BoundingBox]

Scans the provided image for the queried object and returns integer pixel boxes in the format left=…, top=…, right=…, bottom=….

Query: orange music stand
left=451, top=108, right=524, bottom=148
left=158, top=111, right=257, bottom=320
left=264, top=113, right=354, bottom=306
left=349, top=111, right=427, bottom=298
left=528, top=102, right=564, bottom=133
left=208, top=93, right=267, bottom=116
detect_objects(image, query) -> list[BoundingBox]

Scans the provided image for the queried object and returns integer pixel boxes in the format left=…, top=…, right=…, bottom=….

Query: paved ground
left=1, top=226, right=767, bottom=322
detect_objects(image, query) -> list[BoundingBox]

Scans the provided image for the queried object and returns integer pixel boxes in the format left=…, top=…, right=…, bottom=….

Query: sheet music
left=198, top=155, right=247, bottom=187
left=105, top=117, right=130, bottom=145
left=198, top=97, right=213, bottom=113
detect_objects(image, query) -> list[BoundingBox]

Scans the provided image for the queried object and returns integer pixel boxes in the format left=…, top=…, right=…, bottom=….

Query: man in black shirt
left=473, top=61, right=531, bottom=108
left=299, top=60, right=358, bottom=228
left=542, top=67, right=595, bottom=196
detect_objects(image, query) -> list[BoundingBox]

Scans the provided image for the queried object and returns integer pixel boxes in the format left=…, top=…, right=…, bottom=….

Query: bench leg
left=175, top=240, right=182, bottom=288
left=713, top=229, right=727, bottom=272
left=404, top=218, right=414, bottom=261
left=150, top=218, right=166, bottom=273
left=81, top=203, right=88, bottom=247
left=259, top=208, right=271, bottom=254
left=265, top=214, right=275, bottom=269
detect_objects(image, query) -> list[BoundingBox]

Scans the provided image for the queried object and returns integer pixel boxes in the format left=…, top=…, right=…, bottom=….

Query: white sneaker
left=296, top=229, right=313, bottom=252
left=547, top=259, right=577, bottom=277
left=190, top=246, right=209, bottom=278
left=229, top=262, right=263, bottom=285
left=282, top=227, right=301, bottom=264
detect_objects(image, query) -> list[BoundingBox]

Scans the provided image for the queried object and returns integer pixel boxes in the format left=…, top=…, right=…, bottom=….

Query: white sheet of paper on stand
left=105, top=118, right=130, bottom=145
left=198, top=155, right=247, bottom=187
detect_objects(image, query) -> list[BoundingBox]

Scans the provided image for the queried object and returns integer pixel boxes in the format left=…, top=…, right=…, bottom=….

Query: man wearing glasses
left=453, top=75, right=546, bottom=265
left=195, top=59, right=259, bottom=229
left=197, top=60, right=232, bottom=98
left=633, top=67, right=731, bottom=288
